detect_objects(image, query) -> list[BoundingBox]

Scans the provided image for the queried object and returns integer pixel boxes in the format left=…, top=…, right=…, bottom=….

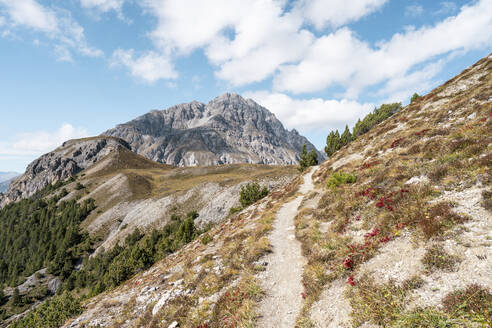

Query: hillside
left=0, top=137, right=131, bottom=207
left=103, top=93, right=324, bottom=166
left=51, top=55, right=491, bottom=328
left=66, top=146, right=298, bottom=252
left=0, top=140, right=298, bottom=326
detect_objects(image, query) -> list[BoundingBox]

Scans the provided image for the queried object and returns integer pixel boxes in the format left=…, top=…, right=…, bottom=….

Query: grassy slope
left=295, top=55, right=491, bottom=327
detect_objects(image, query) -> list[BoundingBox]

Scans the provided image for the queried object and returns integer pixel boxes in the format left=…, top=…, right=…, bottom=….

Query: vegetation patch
left=421, top=245, right=461, bottom=272
left=442, top=284, right=492, bottom=326
left=239, top=182, right=269, bottom=208
left=10, top=291, right=81, bottom=328
left=326, top=171, right=357, bottom=189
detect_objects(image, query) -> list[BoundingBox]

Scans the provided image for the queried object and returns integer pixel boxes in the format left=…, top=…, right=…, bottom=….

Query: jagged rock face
left=0, top=137, right=130, bottom=207
left=103, top=93, right=324, bottom=166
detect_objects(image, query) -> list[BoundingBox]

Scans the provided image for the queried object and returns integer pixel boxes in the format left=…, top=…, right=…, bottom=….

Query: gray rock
left=0, top=137, right=130, bottom=207
left=48, top=277, right=61, bottom=294
left=103, top=93, right=325, bottom=166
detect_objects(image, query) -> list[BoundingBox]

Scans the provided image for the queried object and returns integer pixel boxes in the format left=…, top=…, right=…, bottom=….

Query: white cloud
left=0, top=123, right=89, bottom=157
left=0, top=0, right=102, bottom=61
left=376, top=60, right=446, bottom=103
left=245, top=91, right=373, bottom=133
left=140, top=0, right=314, bottom=86
left=0, top=0, right=58, bottom=32
left=80, top=0, right=124, bottom=12
left=296, top=0, right=388, bottom=29
left=110, top=49, right=178, bottom=83
left=435, top=1, right=458, bottom=15
left=274, top=0, right=492, bottom=97
left=405, top=4, right=424, bottom=17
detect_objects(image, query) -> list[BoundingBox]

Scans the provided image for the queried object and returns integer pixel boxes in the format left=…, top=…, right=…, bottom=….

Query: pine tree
left=324, top=130, right=342, bottom=157
left=11, top=288, right=20, bottom=306
left=340, top=125, right=352, bottom=146
left=299, top=144, right=318, bottom=172
left=410, top=93, right=421, bottom=103
left=308, top=149, right=318, bottom=166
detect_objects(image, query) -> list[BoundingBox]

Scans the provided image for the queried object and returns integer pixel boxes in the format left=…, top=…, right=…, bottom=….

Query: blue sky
left=0, top=0, right=491, bottom=172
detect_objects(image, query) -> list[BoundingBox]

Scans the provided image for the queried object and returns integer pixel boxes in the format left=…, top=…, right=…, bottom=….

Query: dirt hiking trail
left=257, top=166, right=317, bottom=327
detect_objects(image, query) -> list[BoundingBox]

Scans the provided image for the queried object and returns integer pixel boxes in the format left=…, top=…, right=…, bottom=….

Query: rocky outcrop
left=0, top=137, right=130, bottom=207
left=103, top=93, right=324, bottom=166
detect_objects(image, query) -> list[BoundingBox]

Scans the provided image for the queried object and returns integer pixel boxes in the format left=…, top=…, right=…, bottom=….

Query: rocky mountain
left=0, top=137, right=130, bottom=207
left=103, top=93, right=324, bottom=166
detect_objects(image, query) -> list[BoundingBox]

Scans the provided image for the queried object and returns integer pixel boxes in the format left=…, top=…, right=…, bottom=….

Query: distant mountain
left=0, top=172, right=19, bottom=183
left=0, top=172, right=19, bottom=193
left=103, top=93, right=325, bottom=166
left=0, top=137, right=130, bottom=207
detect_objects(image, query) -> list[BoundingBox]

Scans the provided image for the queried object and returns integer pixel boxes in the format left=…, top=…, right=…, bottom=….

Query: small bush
left=422, top=246, right=460, bottom=272
left=326, top=172, right=357, bottom=189
left=201, top=234, right=213, bottom=245
left=75, top=182, right=85, bottom=190
left=239, top=182, right=269, bottom=208
left=229, top=206, right=242, bottom=216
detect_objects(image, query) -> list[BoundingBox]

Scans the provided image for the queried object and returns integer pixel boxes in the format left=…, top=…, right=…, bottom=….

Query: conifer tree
left=340, top=125, right=352, bottom=146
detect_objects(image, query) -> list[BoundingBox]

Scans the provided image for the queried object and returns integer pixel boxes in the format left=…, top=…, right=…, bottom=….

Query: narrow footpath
left=256, top=166, right=317, bottom=327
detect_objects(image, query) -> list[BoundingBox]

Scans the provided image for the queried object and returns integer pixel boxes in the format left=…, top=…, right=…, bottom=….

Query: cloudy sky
left=0, top=0, right=491, bottom=172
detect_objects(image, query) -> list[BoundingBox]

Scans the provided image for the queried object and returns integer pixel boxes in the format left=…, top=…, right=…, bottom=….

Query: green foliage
left=64, top=211, right=204, bottom=296
left=326, top=171, right=357, bottom=189
left=201, top=233, right=213, bottom=245
left=395, top=308, right=469, bottom=328
left=298, top=144, right=318, bottom=172
left=0, top=289, right=4, bottom=306
left=352, top=102, right=401, bottom=139
left=324, top=103, right=401, bottom=158
left=11, top=291, right=81, bottom=328
left=229, top=206, right=241, bottom=216
left=239, top=182, right=269, bottom=208
left=74, top=182, right=85, bottom=190
left=340, top=125, right=352, bottom=146
left=0, top=191, right=95, bottom=286
left=324, top=130, right=342, bottom=157
left=410, top=93, right=421, bottom=103
left=10, top=288, right=20, bottom=306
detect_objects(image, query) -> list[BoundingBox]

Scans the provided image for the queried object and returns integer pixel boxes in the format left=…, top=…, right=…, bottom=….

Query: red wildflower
left=380, top=236, right=391, bottom=243
left=347, top=275, right=356, bottom=286
left=414, top=129, right=430, bottom=136
left=387, top=205, right=394, bottom=212
left=365, top=228, right=379, bottom=238
left=355, top=215, right=360, bottom=221
left=390, top=138, right=404, bottom=148
left=343, top=257, right=354, bottom=269
left=400, top=189, right=409, bottom=193
left=376, top=197, right=385, bottom=208
left=301, top=292, right=307, bottom=299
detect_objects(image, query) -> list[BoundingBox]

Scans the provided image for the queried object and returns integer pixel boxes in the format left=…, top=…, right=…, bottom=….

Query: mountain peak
left=103, top=94, right=323, bottom=166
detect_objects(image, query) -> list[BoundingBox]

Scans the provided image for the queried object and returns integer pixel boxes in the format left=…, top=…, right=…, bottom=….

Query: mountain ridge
left=103, top=93, right=324, bottom=166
